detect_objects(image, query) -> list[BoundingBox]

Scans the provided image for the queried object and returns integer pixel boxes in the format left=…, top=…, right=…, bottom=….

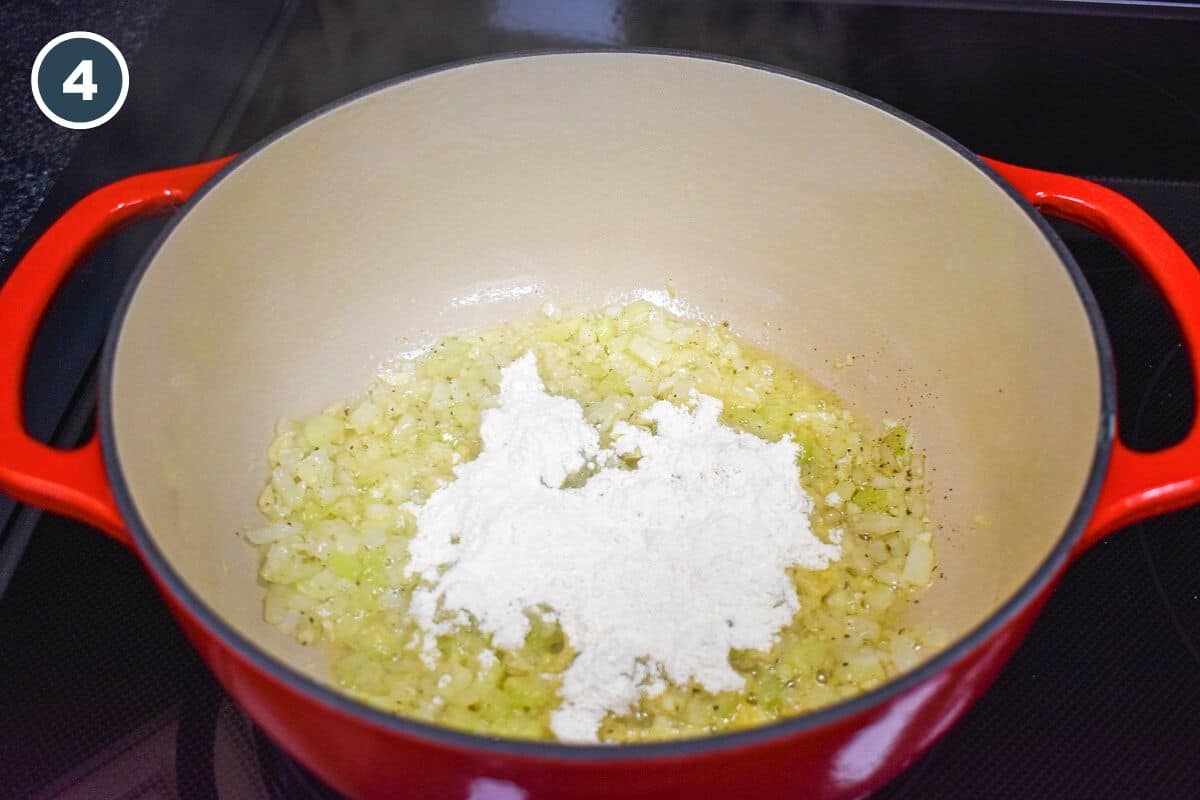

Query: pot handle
left=0, top=157, right=234, bottom=547
left=984, top=158, right=1200, bottom=554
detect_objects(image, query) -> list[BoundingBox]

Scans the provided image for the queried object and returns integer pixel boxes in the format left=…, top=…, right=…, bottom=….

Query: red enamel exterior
left=1, top=148, right=1199, bottom=798
left=982, top=158, right=1200, bottom=554
left=0, top=156, right=233, bottom=547
left=161, top=577, right=1055, bottom=799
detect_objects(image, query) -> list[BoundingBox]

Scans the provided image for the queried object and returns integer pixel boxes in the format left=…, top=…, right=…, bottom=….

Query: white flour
left=405, top=351, right=840, bottom=742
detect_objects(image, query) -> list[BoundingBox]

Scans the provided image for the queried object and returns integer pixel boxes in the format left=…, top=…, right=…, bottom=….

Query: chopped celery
left=244, top=299, right=940, bottom=745
left=756, top=672, right=784, bottom=710
left=600, top=370, right=629, bottom=394
left=882, top=425, right=909, bottom=457
left=328, top=552, right=361, bottom=580
left=852, top=486, right=889, bottom=511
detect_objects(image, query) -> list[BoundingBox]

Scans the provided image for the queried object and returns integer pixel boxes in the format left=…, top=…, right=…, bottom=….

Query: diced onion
left=241, top=300, right=943, bottom=743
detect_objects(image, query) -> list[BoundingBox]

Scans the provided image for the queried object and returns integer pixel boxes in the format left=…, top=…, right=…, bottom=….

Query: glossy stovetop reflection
left=1, top=2, right=1198, bottom=798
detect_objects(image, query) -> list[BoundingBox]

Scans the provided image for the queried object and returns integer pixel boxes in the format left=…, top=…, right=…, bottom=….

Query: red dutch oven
left=2, top=52, right=1199, bottom=800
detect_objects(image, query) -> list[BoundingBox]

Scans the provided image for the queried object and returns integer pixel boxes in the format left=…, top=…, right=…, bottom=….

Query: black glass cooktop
left=1, top=2, right=1198, bottom=798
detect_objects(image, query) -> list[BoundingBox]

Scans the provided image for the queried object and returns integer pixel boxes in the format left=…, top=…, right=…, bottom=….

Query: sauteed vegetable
left=244, top=300, right=945, bottom=742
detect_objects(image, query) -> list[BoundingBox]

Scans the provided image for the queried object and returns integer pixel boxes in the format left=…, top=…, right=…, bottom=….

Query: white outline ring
left=31, top=31, right=129, bottom=131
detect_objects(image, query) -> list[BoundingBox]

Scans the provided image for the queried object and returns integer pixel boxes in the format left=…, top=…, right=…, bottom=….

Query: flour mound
left=406, top=351, right=840, bottom=742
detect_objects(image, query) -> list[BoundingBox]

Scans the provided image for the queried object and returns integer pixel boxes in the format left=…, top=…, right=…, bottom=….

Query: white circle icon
left=31, top=31, right=129, bottom=130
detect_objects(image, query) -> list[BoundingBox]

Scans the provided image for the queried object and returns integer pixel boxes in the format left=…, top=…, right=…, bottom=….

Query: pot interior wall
left=110, top=54, right=1101, bottom=692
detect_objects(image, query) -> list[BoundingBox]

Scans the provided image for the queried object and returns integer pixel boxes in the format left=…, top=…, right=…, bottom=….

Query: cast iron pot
left=2, top=52, right=1199, bottom=800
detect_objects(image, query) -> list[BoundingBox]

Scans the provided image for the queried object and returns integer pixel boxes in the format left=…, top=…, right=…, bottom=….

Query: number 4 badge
left=32, top=32, right=128, bottom=130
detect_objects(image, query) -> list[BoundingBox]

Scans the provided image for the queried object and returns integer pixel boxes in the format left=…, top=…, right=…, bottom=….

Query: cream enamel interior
left=109, top=54, right=1101, bottom=692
